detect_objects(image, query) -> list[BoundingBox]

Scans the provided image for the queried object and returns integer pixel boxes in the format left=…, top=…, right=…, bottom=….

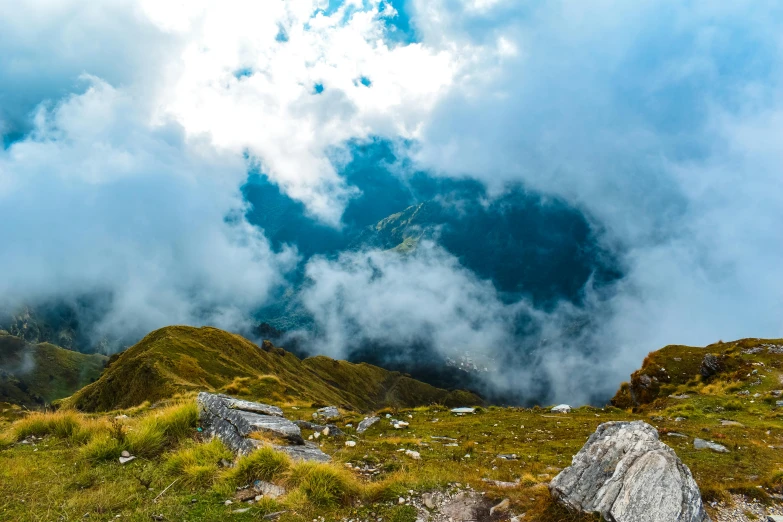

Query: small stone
left=405, top=449, right=421, bottom=460
left=224, top=500, right=233, bottom=506
left=490, top=498, right=510, bottom=516
left=551, top=404, right=571, bottom=414
left=693, top=438, right=729, bottom=453
left=398, top=497, right=405, bottom=504
left=450, top=407, right=476, bottom=414
left=119, top=455, right=136, bottom=464
left=720, top=420, right=744, bottom=427
left=316, top=406, right=340, bottom=419
left=357, top=416, right=380, bottom=434
left=121, top=450, right=130, bottom=458
left=422, top=493, right=436, bottom=510
left=345, top=440, right=356, bottom=447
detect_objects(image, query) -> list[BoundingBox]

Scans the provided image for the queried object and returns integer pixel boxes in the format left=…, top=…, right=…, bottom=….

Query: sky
left=1, top=0, right=781, bottom=403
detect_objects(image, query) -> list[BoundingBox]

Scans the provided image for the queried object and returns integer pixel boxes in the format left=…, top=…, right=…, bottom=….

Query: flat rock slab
left=197, top=392, right=304, bottom=455
left=357, top=416, right=380, bottom=434
left=694, top=438, right=729, bottom=453
left=219, top=395, right=284, bottom=417
left=273, top=443, right=331, bottom=463
left=550, top=420, right=710, bottom=522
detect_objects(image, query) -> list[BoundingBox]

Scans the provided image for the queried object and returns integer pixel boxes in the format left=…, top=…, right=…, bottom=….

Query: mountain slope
left=67, top=325, right=480, bottom=412
left=0, top=334, right=107, bottom=406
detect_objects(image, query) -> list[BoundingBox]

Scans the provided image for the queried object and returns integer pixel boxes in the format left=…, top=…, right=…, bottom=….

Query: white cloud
left=407, top=0, right=783, bottom=376
left=0, top=78, right=297, bottom=344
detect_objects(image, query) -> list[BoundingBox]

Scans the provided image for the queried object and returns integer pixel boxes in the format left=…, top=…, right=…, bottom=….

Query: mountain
left=67, top=325, right=480, bottom=412
left=0, top=334, right=107, bottom=407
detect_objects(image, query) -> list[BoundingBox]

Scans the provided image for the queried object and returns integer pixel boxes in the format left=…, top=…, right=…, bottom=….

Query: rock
left=667, top=432, right=688, bottom=438
left=767, top=516, right=783, bottom=522
left=316, top=406, right=340, bottom=419
left=439, top=491, right=489, bottom=521
left=345, top=440, right=356, bottom=447
left=700, top=354, right=721, bottom=379
left=393, top=421, right=409, bottom=429
left=197, top=392, right=303, bottom=455
left=232, top=508, right=250, bottom=514
left=253, top=480, right=285, bottom=499
left=490, top=498, right=510, bottom=516
left=497, top=453, right=518, bottom=460
left=482, top=478, right=519, bottom=488
left=551, top=404, right=572, bottom=414
left=220, top=396, right=284, bottom=417
left=357, top=416, right=380, bottom=434
left=422, top=492, right=436, bottom=510
left=550, top=421, right=710, bottom=522
left=121, top=450, right=130, bottom=458
left=719, top=420, right=744, bottom=427
left=669, top=394, right=691, bottom=399
left=450, top=407, right=476, bottom=414
left=272, top=442, right=331, bottom=463
left=235, top=489, right=257, bottom=502
left=292, top=420, right=345, bottom=437
left=693, top=438, right=729, bottom=453
left=119, top=455, right=136, bottom=464
left=405, top=449, right=421, bottom=460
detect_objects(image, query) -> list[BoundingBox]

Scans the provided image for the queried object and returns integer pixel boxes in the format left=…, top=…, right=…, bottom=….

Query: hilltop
left=0, top=334, right=107, bottom=407
left=67, top=325, right=480, bottom=412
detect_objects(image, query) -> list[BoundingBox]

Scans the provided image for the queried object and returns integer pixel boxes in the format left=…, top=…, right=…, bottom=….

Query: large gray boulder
left=550, top=421, right=710, bottom=522
left=197, top=392, right=309, bottom=452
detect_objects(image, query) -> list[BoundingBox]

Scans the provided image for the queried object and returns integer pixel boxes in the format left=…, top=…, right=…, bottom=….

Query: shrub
left=222, top=447, right=290, bottom=487
left=165, top=438, right=232, bottom=487
left=287, top=461, right=359, bottom=507
left=126, top=402, right=197, bottom=457
left=80, top=434, right=127, bottom=462
left=12, top=411, right=100, bottom=445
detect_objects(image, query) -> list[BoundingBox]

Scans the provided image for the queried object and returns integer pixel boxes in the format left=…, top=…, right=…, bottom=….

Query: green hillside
left=67, top=326, right=480, bottom=412
left=0, top=334, right=107, bottom=407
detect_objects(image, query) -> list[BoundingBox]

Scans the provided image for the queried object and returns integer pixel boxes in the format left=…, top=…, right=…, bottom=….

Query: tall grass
left=222, top=446, right=290, bottom=487
left=287, top=461, right=360, bottom=507
left=11, top=410, right=105, bottom=445
left=126, top=402, right=197, bottom=457
left=165, top=438, right=232, bottom=487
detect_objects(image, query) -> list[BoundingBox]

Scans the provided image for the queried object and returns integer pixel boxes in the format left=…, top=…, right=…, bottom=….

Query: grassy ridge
left=0, top=334, right=107, bottom=406
left=67, top=326, right=481, bottom=412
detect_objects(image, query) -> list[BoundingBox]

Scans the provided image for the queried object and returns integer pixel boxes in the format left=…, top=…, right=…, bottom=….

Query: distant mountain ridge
left=0, top=334, right=107, bottom=407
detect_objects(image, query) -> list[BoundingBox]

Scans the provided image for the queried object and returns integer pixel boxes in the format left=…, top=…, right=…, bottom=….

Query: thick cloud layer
left=0, top=79, right=297, bottom=344
left=1, top=1, right=781, bottom=402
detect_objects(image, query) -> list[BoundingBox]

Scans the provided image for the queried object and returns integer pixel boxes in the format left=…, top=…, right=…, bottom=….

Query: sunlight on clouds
left=140, top=0, right=456, bottom=224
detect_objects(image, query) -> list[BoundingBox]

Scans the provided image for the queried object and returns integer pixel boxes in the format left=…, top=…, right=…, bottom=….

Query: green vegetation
left=0, top=334, right=107, bottom=406
left=66, top=325, right=479, bottom=412
left=0, top=336, right=781, bottom=520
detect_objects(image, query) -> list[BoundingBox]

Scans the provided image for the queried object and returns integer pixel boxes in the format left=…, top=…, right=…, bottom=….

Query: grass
left=287, top=461, right=360, bottom=507
left=221, top=446, right=291, bottom=488
left=0, top=336, right=782, bottom=521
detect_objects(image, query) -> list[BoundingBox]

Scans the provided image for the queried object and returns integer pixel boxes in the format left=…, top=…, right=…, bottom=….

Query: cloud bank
left=1, top=0, right=781, bottom=402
